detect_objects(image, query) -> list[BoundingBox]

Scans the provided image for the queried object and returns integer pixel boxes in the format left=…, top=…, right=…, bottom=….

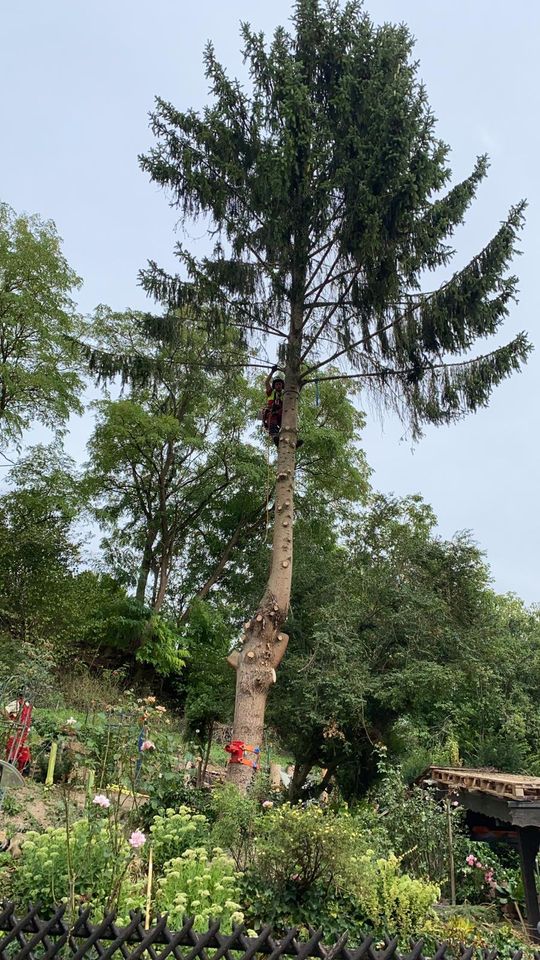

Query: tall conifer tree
left=140, top=0, right=530, bottom=788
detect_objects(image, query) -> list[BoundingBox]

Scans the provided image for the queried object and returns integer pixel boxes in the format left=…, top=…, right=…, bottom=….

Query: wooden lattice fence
left=1, top=904, right=539, bottom=960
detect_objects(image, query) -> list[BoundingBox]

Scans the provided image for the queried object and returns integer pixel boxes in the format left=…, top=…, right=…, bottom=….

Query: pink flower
left=141, top=740, right=155, bottom=751
left=129, top=830, right=146, bottom=849
left=262, top=800, right=274, bottom=809
left=466, top=854, right=476, bottom=866
left=484, top=869, right=495, bottom=883
left=93, top=794, right=111, bottom=809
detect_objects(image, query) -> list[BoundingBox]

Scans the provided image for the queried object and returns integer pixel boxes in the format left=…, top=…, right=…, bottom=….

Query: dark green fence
left=0, top=902, right=537, bottom=960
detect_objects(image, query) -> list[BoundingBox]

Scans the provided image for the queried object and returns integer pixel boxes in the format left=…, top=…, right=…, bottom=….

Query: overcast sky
left=2, top=1, right=539, bottom=602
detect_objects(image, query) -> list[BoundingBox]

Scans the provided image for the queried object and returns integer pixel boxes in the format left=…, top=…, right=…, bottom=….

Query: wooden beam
left=518, top=827, right=540, bottom=941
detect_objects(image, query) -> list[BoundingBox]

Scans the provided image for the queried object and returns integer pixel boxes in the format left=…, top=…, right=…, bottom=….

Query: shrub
left=240, top=870, right=367, bottom=942
left=421, top=910, right=536, bottom=960
left=352, top=853, right=439, bottom=936
left=141, top=774, right=213, bottom=826
left=11, top=818, right=144, bottom=913
left=242, top=803, right=438, bottom=940
left=210, top=784, right=261, bottom=870
left=149, top=806, right=208, bottom=869
left=155, top=847, right=243, bottom=929
left=254, top=803, right=366, bottom=893
left=456, top=844, right=523, bottom=910
left=372, top=754, right=468, bottom=891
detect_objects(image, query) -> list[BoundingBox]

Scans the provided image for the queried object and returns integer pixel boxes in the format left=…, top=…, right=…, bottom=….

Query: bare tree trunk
left=227, top=306, right=302, bottom=791
left=135, top=530, right=157, bottom=605
left=153, top=548, right=172, bottom=612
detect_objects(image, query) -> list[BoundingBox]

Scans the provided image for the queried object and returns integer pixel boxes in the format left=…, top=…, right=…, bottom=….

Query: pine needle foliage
left=139, top=0, right=529, bottom=436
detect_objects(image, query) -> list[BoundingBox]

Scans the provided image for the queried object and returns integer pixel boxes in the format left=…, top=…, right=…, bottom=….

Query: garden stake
left=86, top=768, right=95, bottom=805
left=45, top=741, right=58, bottom=788
left=145, top=845, right=154, bottom=930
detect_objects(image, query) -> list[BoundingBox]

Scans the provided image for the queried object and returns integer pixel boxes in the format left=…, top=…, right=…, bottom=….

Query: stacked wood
left=429, top=766, right=540, bottom=801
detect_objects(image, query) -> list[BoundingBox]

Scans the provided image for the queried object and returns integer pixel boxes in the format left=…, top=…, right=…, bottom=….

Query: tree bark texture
left=135, top=530, right=157, bottom=605
left=227, top=306, right=302, bottom=790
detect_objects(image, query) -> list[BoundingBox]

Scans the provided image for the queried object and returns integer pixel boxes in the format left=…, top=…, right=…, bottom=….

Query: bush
left=455, top=844, right=523, bottom=910
left=421, top=910, right=536, bottom=959
left=141, top=774, right=213, bottom=826
left=240, top=870, right=367, bottom=942
left=149, top=806, right=208, bottom=870
left=372, top=754, right=468, bottom=892
left=58, top=665, right=128, bottom=713
left=352, top=853, right=439, bottom=936
left=155, top=847, right=243, bottom=930
left=0, top=636, right=61, bottom=706
left=240, top=802, right=439, bottom=941
left=11, top=818, right=144, bottom=914
left=254, top=803, right=366, bottom=894
left=210, top=784, right=261, bottom=870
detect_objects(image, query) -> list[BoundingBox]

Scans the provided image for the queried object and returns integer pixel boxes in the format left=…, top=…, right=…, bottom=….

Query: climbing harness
left=225, top=740, right=261, bottom=770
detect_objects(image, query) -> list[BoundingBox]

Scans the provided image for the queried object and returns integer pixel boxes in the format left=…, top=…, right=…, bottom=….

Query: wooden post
left=518, top=826, right=540, bottom=941
left=270, top=763, right=281, bottom=789
left=446, top=798, right=456, bottom=906
left=145, top=846, right=154, bottom=930
left=86, top=768, right=95, bottom=804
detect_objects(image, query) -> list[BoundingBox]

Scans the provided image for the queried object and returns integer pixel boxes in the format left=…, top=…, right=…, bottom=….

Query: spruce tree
left=140, top=0, right=530, bottom=789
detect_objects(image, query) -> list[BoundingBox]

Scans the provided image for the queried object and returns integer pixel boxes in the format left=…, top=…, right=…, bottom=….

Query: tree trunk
left=153, top=545, right=173, bottom=612
left=288, top=760, right=314, bottom=802
left=227, top=307, right=302, bottom=791
left=135, top=531, right=157, bottom=605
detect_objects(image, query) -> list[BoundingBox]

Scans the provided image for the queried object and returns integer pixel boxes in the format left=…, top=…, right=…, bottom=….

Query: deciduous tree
left=0, top=203, right=83, bottom=449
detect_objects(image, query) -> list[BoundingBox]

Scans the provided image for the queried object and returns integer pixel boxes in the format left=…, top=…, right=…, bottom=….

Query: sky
left=1, top=1, right=539, bottom=602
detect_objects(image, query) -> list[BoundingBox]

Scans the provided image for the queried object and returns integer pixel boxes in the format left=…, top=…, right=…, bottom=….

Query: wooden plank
left=428, top=767, right=540, bottom=802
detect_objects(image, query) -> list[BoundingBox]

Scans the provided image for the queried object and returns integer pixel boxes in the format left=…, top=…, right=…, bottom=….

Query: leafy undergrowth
left=0, top=688, right=533, bottom=955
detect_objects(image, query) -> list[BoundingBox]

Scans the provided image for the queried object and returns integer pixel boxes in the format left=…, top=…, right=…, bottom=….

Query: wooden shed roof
left=426, top=766, right=540, bottom=802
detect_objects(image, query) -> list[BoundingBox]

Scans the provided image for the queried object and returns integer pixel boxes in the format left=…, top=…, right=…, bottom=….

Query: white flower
left=93, top=794, right=111, bottom=809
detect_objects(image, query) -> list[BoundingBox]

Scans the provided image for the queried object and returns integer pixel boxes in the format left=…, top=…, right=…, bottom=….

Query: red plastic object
left=225, top=740, right=260, bottom=769
left=225, top=740, right=246, bottom=764
left=5, top=698, right=33, bottom=772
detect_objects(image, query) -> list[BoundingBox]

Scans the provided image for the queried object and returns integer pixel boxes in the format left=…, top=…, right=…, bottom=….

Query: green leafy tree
left=140, top=1, right=529, bottom=788
left=84, top=310, right=262, bottom=612
left=0, top=445, right=81, bottom=642
left=0, top=445, right=114, bottom=692
left=179, top=601, right=236, bottom=779
left=269, top=495, right=492, bottom=797
left=0, top=203, right=83, bottom=448
left=85, top=593, right=188, bottom=677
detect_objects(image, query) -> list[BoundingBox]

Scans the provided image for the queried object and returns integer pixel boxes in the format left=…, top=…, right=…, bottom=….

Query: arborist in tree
left=263, top=365, right=284, bottom=446
left=262, top=366, right=303, bottom=448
